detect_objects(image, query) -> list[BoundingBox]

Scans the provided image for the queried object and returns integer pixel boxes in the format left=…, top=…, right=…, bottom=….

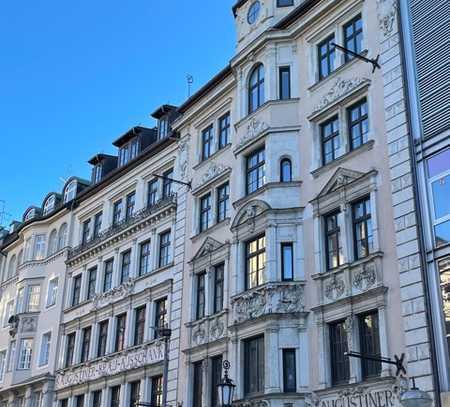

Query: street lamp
left=217, top=360, right=236, bottom=407
left=399, top=378, right=433, bottom=407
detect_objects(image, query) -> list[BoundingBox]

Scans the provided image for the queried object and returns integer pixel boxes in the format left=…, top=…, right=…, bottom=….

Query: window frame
left=243, top=335, right=265, bottom=396
left=80, top=326, right=91, bottom=363
left=277, top=0, right=294, bottom=6
left=248, top=64, right=265, bottom=114
left=246, top=147, right=266, bottom=195
left=120, top=250, right=131, bottom=283
left=97, top=320, right=109, bottom=358
left=115, top=313, right=127, bottom=352
left=281, top=242, right=294, bottom=281
left=280, top=158, right=292, bottom=182
left=65, top=332, right=76, bottom=368
left=320, top=116, right=340, bottom=166
left=39, top=331, right=51, bottom=367
left=196, top=272, right=206, bottom=320
left=347, top=98, right=369, bottom=150
left=103, top=258, right=114, bottom=292
left=318, top=34, right=336, bottom=80
left=72, top=275, right=82, bottom=307
left=159, top=231, right=171, bottom=268
left=199, top=193, right=212, bottom=232
left=245, top=235, right=266, bottom=290
left=125, top=191, right=136, bottom=220
left=17, top=339, right=33, bottom=370
left=139, top=240, right=151, bottom=276
left=217, top=182, right=230, bottom=223
left=218, top=112, right=231, bottom=149
left=154, top=298, right=168, bottom=339
left=134, top=306, right=146, bottom=346
left=279, top=66, right=291, bottom=100
left=201, top=125, right=214, bottom=161
left=213, top=263, right=224, bottom=314
left=343, top=14, right=363, bottom=62
left=282, top=348, right=297, bottom=393
left=352, top=196, right=373, bottom=260
left=324, top=211, right=342, bottom=270
left=46, top=277, right=58, bottom=308
left=329, top=320, right=350, bottom=385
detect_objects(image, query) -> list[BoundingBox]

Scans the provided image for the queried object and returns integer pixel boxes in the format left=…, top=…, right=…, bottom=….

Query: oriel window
left=329, top=320, right=350, bottom=385
left=246, top=148, right=266, bottom=194
left=325, top=211, right=342, bottom=270
left=352, top=197, right=373, bottom=260
left=343, top=14, right=363, bottom=61
left=348, top=98, right=369, bottom=150
left=196, top=272, right=206, bottom=320
left=318, top=35, right=335, bottom=79
left=321, top=116, right=340, bottom=165
left=246, top=235, right=266, bottom=290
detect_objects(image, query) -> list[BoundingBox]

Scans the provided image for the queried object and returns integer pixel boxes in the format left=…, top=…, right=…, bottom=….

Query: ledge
left=191, top=218, right=231, bottom=242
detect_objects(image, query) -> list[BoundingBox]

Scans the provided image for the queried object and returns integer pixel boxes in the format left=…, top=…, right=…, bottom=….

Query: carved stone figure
left=324, top=276, right=345, bottom=300
left=353, top=263, right=377, bottom=291
left=377, top=0, right=398, bottom=38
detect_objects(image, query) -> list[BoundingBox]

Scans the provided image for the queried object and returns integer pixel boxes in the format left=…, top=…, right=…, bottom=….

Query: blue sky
left=0, top=0, right=235, bottom=225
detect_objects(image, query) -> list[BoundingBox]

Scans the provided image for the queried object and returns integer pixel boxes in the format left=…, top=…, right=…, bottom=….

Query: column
left=345, top=316, right=359, bottom=383
left=223, top=257, right=230, bottom=310
left=369, top=190, right=380, bottom=252
left=95, top=256, right=104, bottom=294
left=231, top=238, right=240, bottom=295
left=266, top=223, right=277, bottom=282
left=130, top=238, right=139, bottom=279
left=265, top=44, right=277, bottom=101
left=265, top=326, right=280, bottom=393
left=144, top=302, right=151, bottom=342
left=298, top=325, right=309, bottom=390
left=90, top=323, right=99, bottom=360
left=42, top=381, right=54, bottom=407
left=201, top=359, right=209, bottom=407
left=205, top=266, right=213, bottom=317
left=295, top=222, right=304, bottom=280
left=317, top=317, right=328, bottom=389
left=313, top=215, right=323, bottom=274
left=140, top=377, right=150, bottom=404
left=80, top=265, right=88, bottom=301
left=126, top=306, right=134, bottom=347
left=378, top=305, right=391, bottom=377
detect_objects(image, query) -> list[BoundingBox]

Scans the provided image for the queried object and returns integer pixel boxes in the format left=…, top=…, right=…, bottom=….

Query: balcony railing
left=68, top=194, right=177, bottom=260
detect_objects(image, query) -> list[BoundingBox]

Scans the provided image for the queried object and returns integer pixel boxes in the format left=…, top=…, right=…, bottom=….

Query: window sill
left=193, top=144, right=232, bottom=171
left=191, top=218, right=231, bottom=242
left=311, top=140, right=375, bottom=179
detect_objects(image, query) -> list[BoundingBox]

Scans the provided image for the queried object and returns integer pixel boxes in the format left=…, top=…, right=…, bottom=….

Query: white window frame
left=46, top=278, right=58, bottom=308
left=39, top=332, right=51, bottom=367
left=43, top=195, right=56, bottom=216
left=7, top=340, right=16, bottom=371
left=16, top=288, right=25, bottom=314
left=0, top=350, right=6, bottom=382
left=64, top=180, right=77, bottom=203
left=33, top=234, right=47, bottom=260
left=18, top=339, right=33, bottom=370
left=3, top=300, right=14, bottom=327
left=26, top=285, right=41, bottom=313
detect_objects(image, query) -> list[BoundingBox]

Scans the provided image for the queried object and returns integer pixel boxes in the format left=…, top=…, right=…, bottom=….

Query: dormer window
left=119, top=144, right=129, bottom=167
left=118, top=138, right=140, bottom=167
left=24, top=208, right=36, bottom=222
left=158, top=117, right=169, bottom=140
left=64, top=181, right=77, bottom=203
left=92, top=165, right=102, bottom=184
left=43, top=195, right=56, bottom=216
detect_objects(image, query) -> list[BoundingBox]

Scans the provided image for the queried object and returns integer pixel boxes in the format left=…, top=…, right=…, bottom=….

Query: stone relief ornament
left=305, top=393, right=320, bottom=407
left=193, top=328, right=206, bottom=346
left=233, top=400, right=269, bottom=407
left=353, top=263, right=377, bottom=291
left=338, top=386, right=367, bottom=399
left=210, top=319, right=225, bottom=341
left=377, top=0, right=398, bottom=38
left=313, top=77, right=370, bottom=115
left=21, top=316, right=37, bottom=333
left=178, top=135, right=190, bottom=180
left=92, top=280, right=135, bottom=310
left=236, top=118, right=269, bottom=149
left=324, top=276, right=345, bottom=301
left=246, top=205, right=257, bottom=233
left=197, top=163, right=231, bottom=189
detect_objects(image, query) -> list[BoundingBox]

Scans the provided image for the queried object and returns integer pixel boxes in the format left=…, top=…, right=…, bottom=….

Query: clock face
left=247, top=1, right=261, bottom=25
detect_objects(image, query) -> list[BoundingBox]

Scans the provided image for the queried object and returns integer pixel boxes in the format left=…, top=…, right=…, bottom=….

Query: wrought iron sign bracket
left=331, top=42, right=381, bottom=73
left=152, top=173, right=192, bottom=190
left=345, top=351, right=406, bottom=376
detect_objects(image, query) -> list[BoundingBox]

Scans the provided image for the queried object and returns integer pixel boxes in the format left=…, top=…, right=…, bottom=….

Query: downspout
left=397, top=1, right=441, bottom=404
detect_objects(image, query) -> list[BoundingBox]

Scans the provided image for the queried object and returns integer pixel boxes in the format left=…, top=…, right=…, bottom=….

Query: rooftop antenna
left=187, top=74, right=194, bottom=98
left=0, top=200, right=12, bottom=229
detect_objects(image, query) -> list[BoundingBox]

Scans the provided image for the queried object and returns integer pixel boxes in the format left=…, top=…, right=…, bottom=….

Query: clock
left=247, top=1, right=261, bottom=25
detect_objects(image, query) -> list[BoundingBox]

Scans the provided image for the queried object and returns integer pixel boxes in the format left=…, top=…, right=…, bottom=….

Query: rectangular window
left=202, top=125, right=214, bottom=161
left=112, top=200, right=123, bottom=226
left=82, top=219, right=91, bottom=245
left=325, top=211, right=342, bottom=270
left=65, top=333, right=76, bottom=367
left=120, top=250, right=131, bottom=283
left=31, top=392, right=42, bottom=407
left=125, top=191, right=136, bottom=220
left=147, top=179, right=159, bottom=207
left=192, top=361, right=203, bottom=407
left=33, top=234, right=46, bottom=260
left=46, top=278, right=58, bottom=308
left=80, top=326, right=91, bottom=363
left=281, top=242, right=294, bottom=281
left=246, top=235, right=266, bottom=290
left=17, top=287, right=25, bottom=313
left=139, top=240, right=151, bottom=276
left=103, top=259, right=114, bottom=292
left=110, top=386, right=120, bottom=407
left=329, top=320, right=350, bottom=385
left=213, top=264, right=224, bottom=314
left=199, top=193, right=212, bottom=232
left=115, top=314, right=127, bottom=352
left=93, top=212, right=102, bottom=239
left=130, top=138, right=139, bottom=160
left=279, top=66, right=291, bottom=100
left=196, top=272, right=206, bottom=320
left=130, top=381, right=140, bottom=407
left=39, top=332, right=51, bottom=366
left=348, top=98, right=369, bottom=150
left=359, top=311, right=381, bottom=378
left=343, top=14, right=363, bottom=62
left=318, top=34, right=335, bottom=79
left=159, top=231, right=171, bottom=268
left=244, top=336, right=265, bottom=396
left=18, top=339, right=32, bottom=370
left=92, top=391, right=102, bottom=407
left=151, top=376, right=163, bottom=407
left=3, top=300, right=13, bottom=327
left=277, top=0, right=293, bottom=5
left=352, top=197, right=373, bottom=260
left=217, top=183, right=230, bottom=223
left=119, top=145, right=129, bottom=167
left=0, top=350, right=6, bottom=381
left=87, top=267, right=97, bottom=300
left=283, top=349, right=297, bottom=392
left=60, top=400, right=68, bottom=407
left=72, top=275, right=82, bottom=306
left=321, top=116, right=340, bottom=165
left=246, top=148, right=266, bottom=194
left=154, top=298, right=167, bottom=339
left=162, top=169, right=173, bottom=198
left=218, top=113, right=230, bottom=149
left=158, top=117, right=169, bottom=139
left=211, top=355, right=223, bottom=407
left=75, top=395, right=84, bottom=407
left=7, top=340, right=16, bottom=371
left=97, top=320, right=109, bottom=358
left=134, top=306, right=146, bottom=346
left=27, top=285, right=41, bottom=312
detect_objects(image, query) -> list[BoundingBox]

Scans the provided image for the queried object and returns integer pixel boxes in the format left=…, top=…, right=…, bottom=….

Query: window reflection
left=439, top=258, right=450, bottom=355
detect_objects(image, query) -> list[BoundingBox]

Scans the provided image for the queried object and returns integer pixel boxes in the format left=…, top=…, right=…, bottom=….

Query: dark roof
left=274, top=0, right=320, bottom=29
left=178, top=65, right=233, bottom=114
left=112, top=126, right=152, bottom=147
left=151, top=104, right=178, bottom=120
left=88, top=154, right=117, bottom=165
left=232, top=0, right=250, bottom=16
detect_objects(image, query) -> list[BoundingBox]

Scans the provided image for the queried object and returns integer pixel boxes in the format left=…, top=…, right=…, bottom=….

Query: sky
left=0, top=0, right=236, bottom=225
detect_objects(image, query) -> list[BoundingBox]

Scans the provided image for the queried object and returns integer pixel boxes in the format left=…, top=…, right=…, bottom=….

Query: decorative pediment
left=192, top=162, right=231, bottom=194
left=191, top=237, right=225, bottom=262
left=317, top=167, right=366, bottom=199
left=231, top=199, right=271, bottom=231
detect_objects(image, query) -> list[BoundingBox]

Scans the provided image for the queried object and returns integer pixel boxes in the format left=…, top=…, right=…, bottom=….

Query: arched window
left=43, top=195, right=56, bottom=216
left=64, top=181, right=77, bottom=203
left=280, top=158, right=292, bottom=182
left=24, top=208, right=36, bottom=222
left=248, top=64, right=265, bottom=114
left=58, top=223, right=68, bottom=250
left=7, top=255, right=16, bottom=279
left=48, top=229, right=58, bottom=255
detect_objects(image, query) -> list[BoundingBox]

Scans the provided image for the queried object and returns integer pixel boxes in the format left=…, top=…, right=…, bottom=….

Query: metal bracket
left=331, top=43, right=381, bottom=73
left=345, top=351, right=406, bottom=376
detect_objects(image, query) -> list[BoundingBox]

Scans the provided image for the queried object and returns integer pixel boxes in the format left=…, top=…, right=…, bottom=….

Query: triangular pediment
left=191, top=237, right=225, bottom=261
left=231, top=199, right=271, bottom=230
left=318, top=167, right=366, bottom=198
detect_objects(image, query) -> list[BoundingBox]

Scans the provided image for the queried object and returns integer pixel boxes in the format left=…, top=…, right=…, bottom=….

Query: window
left=130, top=138, right=139, bottom=160
left=159, top=231, right=171, bottom=268
left=244, top=336, right=265, bottom=395
left=151, top=376, right=163, bottom=407
left=17, top=287, right=25, bottom=313
left=26, top=285, right=41, bottom=312
left=64, top=180, right=77, bottom=203
left=283, top=349, right=297, bottom=392
left=24, top=208, right=36, bottom=222
left=162, top=169, right=173, bottom=198
left=158, top=117, right=169, bottom=139
left=65, top=333, right=76, bottom=367
left=110, top=386, right=120, bottom=407
left=202, top=125, right=214, bottom=161
left=125, top=191, right=136, bottom=220
left=343, top=14, right=363, bottom=62
left=139, top=240, right=151, bottom=276
left=115, top=314, right=127, bottom=352
left=60, top=400, right=68, bottom=407
left=217, top=183, right=230, bottom=222
left=112, top=200, right=123, bottom=226
left=58, top=223, right=68, bottom=249
left=248, top=64, right=265, bottom=113
left=33, top=234, right=46, bottom=260
left=75, top=395, right=84, bottom=407
left=72, top=275, right=82, bottom=306
left=0, top=350, right=6, bottom=381
left=318, top=35, right=335, bottom=79
left=211, top=355, right=223, bottom=407
left=213, top=264, right=224, bottom=314
left=281, top=243, right=294, bottom=281
left=325, top=212, right=342, bottom=270
left=119, top=145, right=130, bottom=167
left=246, top=148, right=266, bottom=194
left=82, top=219, right=91, bottom=245
left=3, top=300, right=13, bottom=327
left=103, top=259, right=114, bottom=292
left=280, top=158, right=292, bottom=182
left=120, top=250, right=131, bottom=283
left=87, top=267, right=97, bottom=300
left=147, top=179, right=159, bottom=207
left=31, top=392, right=42, bottom=407
left=92, top=164, right=102, bottom=184
left=321, top=116, right=340, bottom=165
left=277, top=0, right=293, bottom=6
left=93, top=212, right=102, bottom=239
left=48, top=229, right=58, bottom=255
left=17, top=249, right=23, bottom=267
left=192, top=361, right=203, bottom=407
left=427, top=149, right=450, bottom=246
left=196, top=272, right=206, bottom=320
left=438, top=258, right=450, bottom=357
left=7, top=340, right=16, bottom=371
left=329, top=320, right=350, bottom=385
left=218, top=113, right=230, bottom=149
left=134, top=306, right=146, bottom=346
left=359, top=311, right=381, bottom=379
left=279, top=66, right=291, bottom=100
left=92, top=391, right=102, bottom=407
left=246, top=235, right=266, bottom=290
left=199, top=193, right=212, bottom=232
left=352, top=197, right=373, bottom=260
left=43, top=195, right=56, bottom=215
left=7, top=255, right=16, bottom=279
left=80, top=327, right=91, bottom=363
left=39, top=332, right=51, bottom=366
left=97, top=320, right=109, bottom=357
left=348, top=98, right=369, bottom=149
left=154, top=298, right=167, bottom=339
left=130, top=381, right=140, bottom=407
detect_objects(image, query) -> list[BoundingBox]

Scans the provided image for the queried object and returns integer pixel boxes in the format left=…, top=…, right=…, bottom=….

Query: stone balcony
left=186, top=310, right=229, bottom=349
left=312, top=252, right=385, bottom=307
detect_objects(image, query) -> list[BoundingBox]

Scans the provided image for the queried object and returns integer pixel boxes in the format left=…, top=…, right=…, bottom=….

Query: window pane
left=283, top=349, right=297, bottom=392
left=428, top=149, right=450, bottom=178
left=432, top=175, right=450, bottom=220
left=329, top=321, right=349, bottom=385
left=435, top=220, right=450, bottom=247
left=359, top=312, right=381, bottom=378
left=281, top=243, right=294, bottom=280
